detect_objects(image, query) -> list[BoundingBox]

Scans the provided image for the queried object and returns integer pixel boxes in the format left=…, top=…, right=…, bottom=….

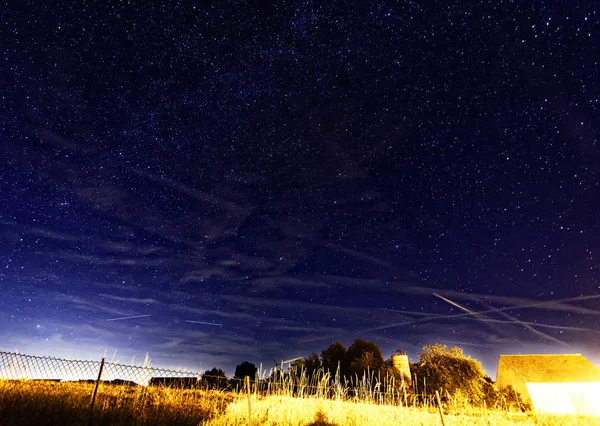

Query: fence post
left=245, top=375, right=252, bottom=426
left=435, top=390, right=446, bottom=426
left=88, top=358, right=105, bottom=426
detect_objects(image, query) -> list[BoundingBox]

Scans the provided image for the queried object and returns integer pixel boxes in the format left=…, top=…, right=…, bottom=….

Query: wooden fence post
left=435, top=390, right=446, bottom=426
left=245, top=375, right=252, bottom=426
left=88, top=357, right=105, bottom=426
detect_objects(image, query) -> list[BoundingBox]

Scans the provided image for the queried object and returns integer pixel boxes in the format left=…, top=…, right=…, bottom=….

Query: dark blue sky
left=2, top=1, right=599, bottom=376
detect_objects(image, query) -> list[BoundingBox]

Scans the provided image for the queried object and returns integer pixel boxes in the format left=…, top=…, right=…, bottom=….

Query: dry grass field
left=1, top=379, right=599, bottom=426
left=207, top=394, right=600, bottom=426
left=0, top=379, right=232, bottom=426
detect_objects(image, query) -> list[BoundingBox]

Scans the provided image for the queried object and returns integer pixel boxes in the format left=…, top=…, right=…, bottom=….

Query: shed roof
left=498, top=354, right=600, bottom=383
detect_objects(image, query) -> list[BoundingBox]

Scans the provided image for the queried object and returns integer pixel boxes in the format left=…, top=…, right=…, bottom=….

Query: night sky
left=2, top=1, right=599, bottom=377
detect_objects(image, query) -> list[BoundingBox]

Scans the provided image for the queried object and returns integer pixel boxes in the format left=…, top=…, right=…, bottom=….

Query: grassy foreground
left=0, top=379, right=232, bottom=426
left=1, top=379, right=599, bottom=426
left=207, top=395, right=600, bottom=426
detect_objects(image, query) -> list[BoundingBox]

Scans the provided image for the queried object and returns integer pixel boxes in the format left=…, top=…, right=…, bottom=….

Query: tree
left=482, top=378, right=530, bottom=411
left=288, top=352, right=322, bottom=383
left=411, top=344, right=486, bottom=403
left=234, top=361, right=258, bottom=380
left=497, top=384, right=531, bottom=411
left=288, top=353, right=321, bottom=375
left=345, top=338, right=385, bottom=378
left=304, top=352, right=322, bottom=378
left=201, top=367, right=229, bottom=390
left=321, top=340, right=348, bottom=377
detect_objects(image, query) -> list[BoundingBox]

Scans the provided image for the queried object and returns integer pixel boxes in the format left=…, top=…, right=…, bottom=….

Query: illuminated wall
left=526, top=382, right=600, bottom=416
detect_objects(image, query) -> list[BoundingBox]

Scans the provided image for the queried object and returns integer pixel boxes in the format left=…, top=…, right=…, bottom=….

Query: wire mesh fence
left=0, top=350, right=435, bottom=406
left=0, top=351, right=201, bottom=386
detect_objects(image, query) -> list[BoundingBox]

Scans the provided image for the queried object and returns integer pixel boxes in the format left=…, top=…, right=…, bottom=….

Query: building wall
left=525, top=382, right=600, bottom=416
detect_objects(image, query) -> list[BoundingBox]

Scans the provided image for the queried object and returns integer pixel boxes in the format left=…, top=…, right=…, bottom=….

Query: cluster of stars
left=1, top=1, right=598, bottom=373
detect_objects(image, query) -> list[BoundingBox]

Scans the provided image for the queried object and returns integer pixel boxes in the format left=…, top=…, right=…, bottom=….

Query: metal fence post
left=88, top=357, right=105, bottom=426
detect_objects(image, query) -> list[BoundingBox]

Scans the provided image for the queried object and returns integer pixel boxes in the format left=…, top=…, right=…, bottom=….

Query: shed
left=496, top=354, right=600, bottom=416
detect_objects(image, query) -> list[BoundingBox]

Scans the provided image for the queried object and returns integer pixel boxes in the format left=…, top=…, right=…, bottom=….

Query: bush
left=411, top=344, right=487, bottom=403
left=201, top=368, right=230, bottom=390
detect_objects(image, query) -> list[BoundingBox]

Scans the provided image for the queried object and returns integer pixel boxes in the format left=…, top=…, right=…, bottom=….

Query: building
left=391, top=350, right=412, bottom=386
left=496, top=354, right=600, bottom=416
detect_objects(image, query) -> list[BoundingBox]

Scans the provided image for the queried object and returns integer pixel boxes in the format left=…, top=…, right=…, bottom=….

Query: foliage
left=481, top=375, right=498, bottom=407
left=234, top=361, right=257, bottom=380
left=289, top=352, right=322, bottom=382
left=411, top=344, right=487, bottom=403
left=304, top=352, right=322, bottom=377
left=482, top=380, right=531, bottom=412
left=202, top=368, right=230, bottom=390
left=345, top=338, right=385, bottom=378
left=321, top=340, right=348, bottom=377
left=320, top=339, right=386, bottom=380
left=500, top=385, right=531, bottom=411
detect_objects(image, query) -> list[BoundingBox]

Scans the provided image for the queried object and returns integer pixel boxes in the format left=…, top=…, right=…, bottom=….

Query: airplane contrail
left=461, top=317, right=597, bottom=332
left=434, top=293, right=569, bottom=345
left=433, top=293, right=510, bottom=337
left=404, top=286, right=600, bottom=315
left=185, top=320, right=223, bottom=327
left=358, top=292, right=600, bottom=334
left=106, top=314, right=151, bottom=321
left=300, top=291, right=600, bottom=343
left=478, top=301, right=569, bottom=346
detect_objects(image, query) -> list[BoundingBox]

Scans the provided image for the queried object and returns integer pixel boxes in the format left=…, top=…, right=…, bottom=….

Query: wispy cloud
left=133, top=170, right=251, bottom=215
left=246, top=276, right=331, bottom=290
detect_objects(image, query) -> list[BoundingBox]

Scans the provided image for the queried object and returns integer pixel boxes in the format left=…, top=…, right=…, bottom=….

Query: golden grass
left=0, top=379, right=232, bottom=426
left=207, top=394, right=600, bottom=426
left=1, top=379, right=599, bottom=426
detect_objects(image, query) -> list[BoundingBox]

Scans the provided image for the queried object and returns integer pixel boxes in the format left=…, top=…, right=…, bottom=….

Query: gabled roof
left=498, top=354, right=600, bottom=383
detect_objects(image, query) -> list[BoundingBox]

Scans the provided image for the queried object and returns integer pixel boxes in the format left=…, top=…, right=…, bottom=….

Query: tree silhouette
left=288, top=352, right=322, bottom=382
left=304, top=352, right=322, bottom=378
left=234, top=361, right=258, bottom=380
left=345, top=338, right=384, bottom=377
left=201, top=367, right=229, bottom=390
left=321, top=340, right=348, bottom=377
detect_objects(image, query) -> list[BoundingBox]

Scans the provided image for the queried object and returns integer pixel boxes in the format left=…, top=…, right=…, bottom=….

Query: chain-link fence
left=0, top=351, right=436, bottom=407
left=0, top=351, right=200, bottom=386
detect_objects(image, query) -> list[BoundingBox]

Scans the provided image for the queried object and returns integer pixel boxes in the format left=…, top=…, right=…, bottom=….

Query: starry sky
left=2, top=1, right=599, bottom=377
